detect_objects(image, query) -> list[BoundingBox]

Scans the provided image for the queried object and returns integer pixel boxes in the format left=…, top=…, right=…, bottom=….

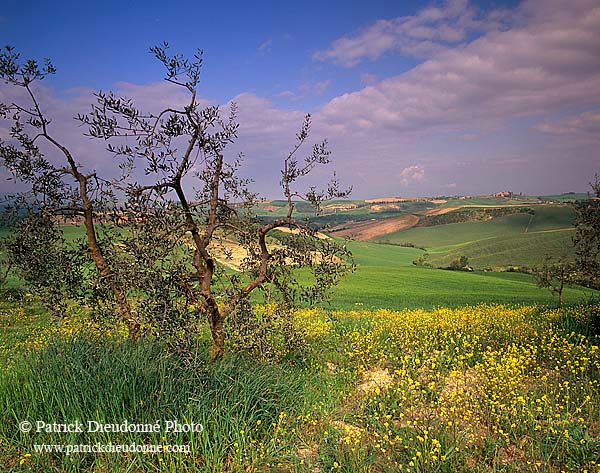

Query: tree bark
left=208, top=308, right=225, bottom=361
left=35, top=118, right=139, bottom=339
left=83, top=206, right=139, bottom=340
left=559, top=280, right=564, bottom=306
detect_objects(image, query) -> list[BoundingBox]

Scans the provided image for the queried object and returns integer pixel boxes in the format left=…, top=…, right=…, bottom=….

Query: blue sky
left=2, top=0, right=430, bottom=104
left=1, top=0, right=599, bottom=198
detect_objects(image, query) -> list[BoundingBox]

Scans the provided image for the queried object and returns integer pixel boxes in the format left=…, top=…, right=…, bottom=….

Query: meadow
left=315, top=240, right=593, bottom=310
left=375, top=206, right=577, bottom=271
left=1, top=197, right=598, bottom=472
left=1, top=302, right=599, bottom=472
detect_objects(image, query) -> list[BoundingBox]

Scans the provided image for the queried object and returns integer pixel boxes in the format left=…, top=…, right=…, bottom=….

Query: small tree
left=73, top=43, right=352, bottom=359
left=447, top=255, right=470, bottom=271
left=533, top=257, right=577, bottom=305
left=0, top=46, right=139, bottom=335
left=573, top=175, right=600, bottom=289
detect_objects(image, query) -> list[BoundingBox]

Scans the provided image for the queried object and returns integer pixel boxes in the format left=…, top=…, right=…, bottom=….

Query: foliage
left=2, top=213, right=76, bottom=314
left=534, top=256, right=579, bottom=305
left=0, top=44, right=352, bottom=359
left=1, top=302, right=599, bottom=471
left=417, top=206, right=532, bottom=227
left=224, top=302, right=307, bottom=362
left=574, top=175, right=600, bottom=289
left=0, top=45, right=139, bottom=335
left=382, top=206, right=577, bottom=270
left=446, top=255, right=471, bottom=271
left=72, top=42, right=352, bottom=359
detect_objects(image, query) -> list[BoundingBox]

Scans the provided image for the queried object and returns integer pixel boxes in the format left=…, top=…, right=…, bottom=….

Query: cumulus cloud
left=0, top=80, right=215, bottom=192
left=3, top=0, right=599, bottom=198
left=277, top=80, right=332, bottom=102
left=300, top=79, right=331, bottom=96
left=314, top=0, right=511, bottom=66
left=399, top=165, right=425, bottom=185
left=276, top=90, right=297, bottom=99
left=317, top=0, right=600, bottom=137
left=258, top=38, right=273, bottom=55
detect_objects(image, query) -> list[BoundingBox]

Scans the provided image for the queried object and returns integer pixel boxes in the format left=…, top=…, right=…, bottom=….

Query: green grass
left=0, top=328, right=348, bottom=472
left=539, top=192, right=589, bottom=202
left=374, top=205, right=577, bottom=270
left=424, top=229, right=576, bottom=269
left=439, top=196, right=538, bottom=207
left=1, top=302, right=599, bottom=471
left=310, top=240, right=596, bottom=311
left=2, top=216, right=596, bottom=312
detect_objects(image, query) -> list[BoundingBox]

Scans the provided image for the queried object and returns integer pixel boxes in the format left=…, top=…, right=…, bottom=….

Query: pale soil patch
left=498, top=444, right=526, bottom=465
left=329, top=214, right=420, bottom=241
left=332, top=420, right=363, bottom=437
left=422, top=206, right=462, bottom=216
left=205, top=235, right=339, bottom=271
left=322, top=203, right=358, bottom=211
left=422, top=203, right=542, bottom=217
left=208, top=239, right=257, bottom=271
left=297, top=444, right=319, bottom=461
left=370, top=203, right=401, bottom=212
left=440, top=368, right=482, bottom=398
left=358, top=367, right=393, bottom=393
left=438, top=368, right=489, bottom=444
left=275, top=226, right=330, bottom=240
left=365, top=197, right=409, bottom=203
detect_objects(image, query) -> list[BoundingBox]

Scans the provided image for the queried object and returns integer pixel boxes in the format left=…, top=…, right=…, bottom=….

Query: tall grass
left=0, top=335, right=340, bottom=472
left=1, top=303, right=599, bottom=471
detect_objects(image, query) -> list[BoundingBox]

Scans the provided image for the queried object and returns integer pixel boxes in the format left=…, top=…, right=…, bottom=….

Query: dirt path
left=329, top=214, right=420, bottom=241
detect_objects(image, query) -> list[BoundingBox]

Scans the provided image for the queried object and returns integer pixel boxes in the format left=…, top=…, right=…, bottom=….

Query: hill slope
left=373, top=205, right=576, bottom=269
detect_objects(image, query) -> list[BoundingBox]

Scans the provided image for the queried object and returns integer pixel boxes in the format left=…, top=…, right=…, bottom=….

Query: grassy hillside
left=423, top=229, right=575, bottom=269
left=438, top=196, right=538, bottom=207
left=317, top=240, right=594, bottom=310
left=539, top=192, right=589, bottom=202
left=374, top=205, right=576, bottom=270
left=2, top=303, right=599, bottom=471
left=2, top=219, right=596, bottom=310
left=377, top=213, right=533, bottom=247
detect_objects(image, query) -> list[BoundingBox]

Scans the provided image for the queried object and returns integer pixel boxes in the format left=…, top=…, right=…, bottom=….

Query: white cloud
left=299, top=79, right=331, bottom=96
left=276, top=80, right=332, bottom=102
left=317, top=0, right=600, bottom=137
left=276, top=90, right=297, bottom=99
left=534, top=110, right=600, bottom=136
left=314, top=0, right=511, bottom=66
left=3, top=0, right=599, bottom=199
left=399, top=165, right=425, bottom=185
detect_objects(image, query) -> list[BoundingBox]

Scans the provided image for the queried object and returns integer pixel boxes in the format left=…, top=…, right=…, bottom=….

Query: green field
left=539, top=192, right=589, bottom=202
left=2, top=215, right=596, bottom=310
left=318, top=239, right=595, bottom=310
left=1, top=204, right=599, bottom=472
left=374, top=205, right=577, bottom=270
left=438, top=196, right=538, bottom=207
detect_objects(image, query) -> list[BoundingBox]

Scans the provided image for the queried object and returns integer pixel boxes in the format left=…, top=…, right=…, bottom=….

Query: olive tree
left=0, top=46, right=139, bottom=335
left=533, top=256, right=577, bottom=305
left=3, top=43, right=351, bottom=360
left=573, top=175, right=600, bottom=289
